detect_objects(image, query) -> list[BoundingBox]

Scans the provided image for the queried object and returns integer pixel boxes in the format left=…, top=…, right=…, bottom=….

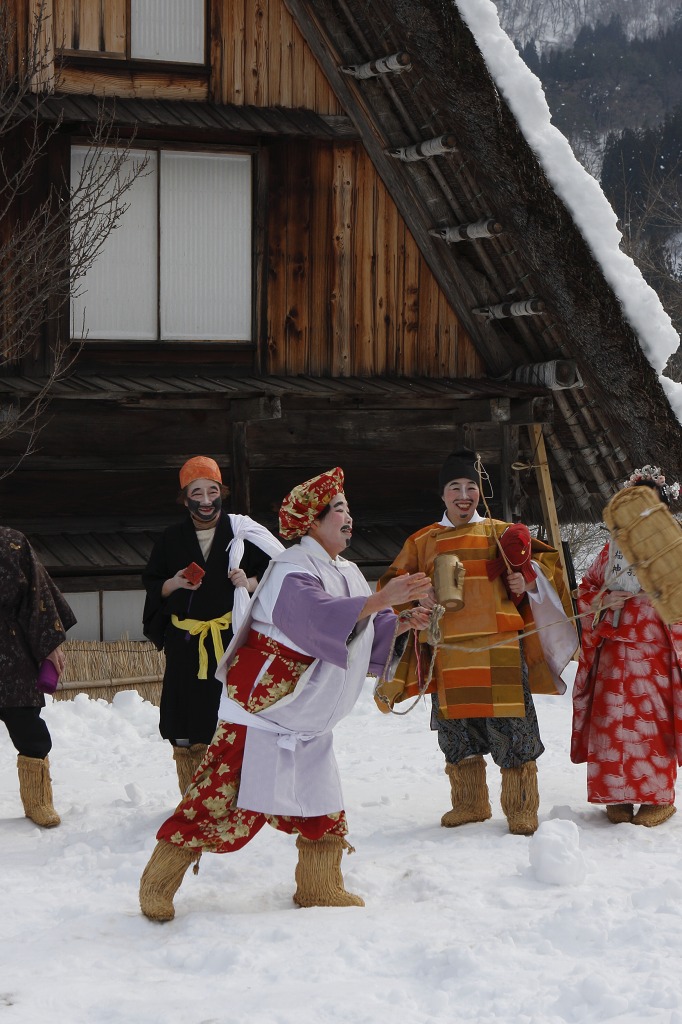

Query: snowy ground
left=2, top=665, right=682, bottom=1024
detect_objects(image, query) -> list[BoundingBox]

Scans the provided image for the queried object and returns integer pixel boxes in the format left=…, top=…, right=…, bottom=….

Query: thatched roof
left=285, top=0, right=682, bottom=517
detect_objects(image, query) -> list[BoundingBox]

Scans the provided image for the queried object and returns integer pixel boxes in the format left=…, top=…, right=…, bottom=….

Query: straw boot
left=139, top=840, right=201, bottom=921
left=441, top=756, right=492, bottom=827
left=17, top=755, right=60, bottom=828
left=293, top=835, right=365, bottom=907
left=500, top=760, right=539, bottom=835
left=632, top=804, right=676, bottom=827
left=605, top=803, right=634, bottom=824
left=172, top=743, right=208, bottom=796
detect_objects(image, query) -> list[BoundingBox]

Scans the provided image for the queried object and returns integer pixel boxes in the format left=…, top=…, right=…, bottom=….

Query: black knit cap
left=438, top=448, right=479, bottom=493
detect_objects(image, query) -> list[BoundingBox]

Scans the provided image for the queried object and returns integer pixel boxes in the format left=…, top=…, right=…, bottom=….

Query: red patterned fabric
left=486, top=524, right=537, bottom=605
left=278, top=467, right=344, bottom=540
left=157, top=631, right=347, bottom=853
left=571, top=543, right=682, bottom=805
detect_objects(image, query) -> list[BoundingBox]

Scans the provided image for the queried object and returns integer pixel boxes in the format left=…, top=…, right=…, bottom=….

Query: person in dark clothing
left=0, top=527, right=76, bottom=827
left=142, top=456, right=282, bottom=793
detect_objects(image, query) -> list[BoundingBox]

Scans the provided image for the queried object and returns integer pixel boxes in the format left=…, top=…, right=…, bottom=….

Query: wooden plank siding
left=308, top=143, right=333, bottom=377
left=265, top=140, right=484, bottom=380
left=53, top=0, right=126, bottom=55
left=39, top=0, right=342, bottom=113
left=56, top=66, right=211, bottom=100
left=210, top=0, right=341, bottom=113
left=329, top=143, right=354, bottom=377
left=283, top=141, right=312, bottom=370
left=15, top=0, right=482, bottom=381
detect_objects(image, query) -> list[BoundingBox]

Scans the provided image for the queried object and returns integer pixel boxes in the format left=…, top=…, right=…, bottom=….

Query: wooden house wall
left=30, top=0, right=343, bottom=111
left=209, top=0, right=341, bottom=111
left=246, top=410, right=494, bottom=526
left=0, top=396, right=499, bottom=526
left=7, top=2, right=484, bottom=381
left=265, top=139, right=484, bottom=378
left=19, top=130, right=483, bottom=381
left=0, top=397, right=231, bottom=522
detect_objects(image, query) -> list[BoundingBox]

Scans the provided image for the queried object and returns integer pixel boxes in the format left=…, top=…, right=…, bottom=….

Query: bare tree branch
left=0, top=1, right=148, bottom=475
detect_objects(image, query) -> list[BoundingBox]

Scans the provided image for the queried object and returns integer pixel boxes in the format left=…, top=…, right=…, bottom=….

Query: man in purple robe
left=139, top=467, right=431, bottom=921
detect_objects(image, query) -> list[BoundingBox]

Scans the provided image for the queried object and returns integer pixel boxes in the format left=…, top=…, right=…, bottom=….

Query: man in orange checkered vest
left=376, top=448, right=576, bottom=835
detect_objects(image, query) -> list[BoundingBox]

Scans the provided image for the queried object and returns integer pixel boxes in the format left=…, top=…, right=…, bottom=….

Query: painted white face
left=185, top=477, right=222, bottom=526
left=309, top=492, right=353, bottom=557
left=442, top=477, right=480, bottom=525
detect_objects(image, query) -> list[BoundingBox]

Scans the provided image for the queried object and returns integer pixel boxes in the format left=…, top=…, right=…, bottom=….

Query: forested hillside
left=521, top=15, right=682, bottom=153
left=493, top=0, right=682, bottom=369
left=495, top=0, right=679, bottom=48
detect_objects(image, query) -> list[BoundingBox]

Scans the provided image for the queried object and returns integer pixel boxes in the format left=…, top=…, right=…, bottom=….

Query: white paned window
left=160, top=152, right=252, bottom=340
left=58, top=590, right=148, bottom=641
left=131, top=0, right=205, bottom=64
left=102, top=591, right=147, bottom=641
left=62, top=592, right=101, bottom=641
left=71, top=148, right=158, bottom=341
left=71, top=147, right=252, bottom=343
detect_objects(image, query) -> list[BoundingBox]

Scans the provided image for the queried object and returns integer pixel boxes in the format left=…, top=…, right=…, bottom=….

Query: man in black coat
left=142, top=456, right=280, bottom=793
left=0, top=527, right=76, bottom=827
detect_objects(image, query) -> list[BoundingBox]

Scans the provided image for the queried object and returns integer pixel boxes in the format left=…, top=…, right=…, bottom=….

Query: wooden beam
left=253, top=145, right=270, bottom=375
left=500, top=424, right=520, bottom=522
left=491, top=396, right=552, bottom=425
left=229, top=396, right=282, bottom=422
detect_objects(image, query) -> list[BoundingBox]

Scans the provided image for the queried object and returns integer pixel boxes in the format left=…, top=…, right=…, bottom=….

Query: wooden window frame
left=56, top=0, right=210, bottom=71
left=68, top=138, right=266, bottom=353
left=127, top=0, right=208, bottom=67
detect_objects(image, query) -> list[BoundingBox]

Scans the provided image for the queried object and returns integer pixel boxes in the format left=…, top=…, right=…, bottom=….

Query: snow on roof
left=455, top=0, right=682, bottom=420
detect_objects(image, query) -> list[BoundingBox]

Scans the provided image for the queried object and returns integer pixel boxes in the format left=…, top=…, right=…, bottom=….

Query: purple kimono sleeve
left=271, top=573, right=369, bottom=668
left=368, top=609, right=399, bottom=675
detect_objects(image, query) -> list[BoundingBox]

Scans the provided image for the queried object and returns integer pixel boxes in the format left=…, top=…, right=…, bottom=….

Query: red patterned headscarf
left=279, top=467, right=345, bottom=540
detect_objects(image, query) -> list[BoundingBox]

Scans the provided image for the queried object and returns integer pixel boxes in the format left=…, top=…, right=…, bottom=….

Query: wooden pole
left=528, top=423, right=573, bottom=602
left=501, top=424, right=520, bottom=523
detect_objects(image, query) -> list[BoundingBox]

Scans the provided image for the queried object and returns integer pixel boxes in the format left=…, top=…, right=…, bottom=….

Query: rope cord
left=374, top=605, right=445, bottom=716
left=476, top=451, right=513, bottom=572
left=510, top=430, right=544, bottom=473
left=373, top=561, right=642, bottom=715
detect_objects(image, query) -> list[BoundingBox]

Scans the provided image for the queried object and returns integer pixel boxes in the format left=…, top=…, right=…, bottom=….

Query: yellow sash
left=171, top=612, right=233, bottom=679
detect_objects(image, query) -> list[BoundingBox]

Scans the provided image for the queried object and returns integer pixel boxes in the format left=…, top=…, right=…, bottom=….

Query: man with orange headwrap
left=142, top=457, right=282, bottom=794
left=139, top=467, right=431, bottom=921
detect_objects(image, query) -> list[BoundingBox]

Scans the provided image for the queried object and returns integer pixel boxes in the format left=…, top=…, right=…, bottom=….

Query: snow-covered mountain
left=493, top=0, right=680, bottom=49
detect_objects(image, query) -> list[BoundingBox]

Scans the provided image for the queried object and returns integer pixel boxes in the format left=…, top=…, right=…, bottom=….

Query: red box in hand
left=182, top=562, right=205, bottom=586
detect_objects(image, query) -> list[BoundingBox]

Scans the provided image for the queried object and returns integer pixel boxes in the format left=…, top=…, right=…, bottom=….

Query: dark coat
left=142, top=512, right=271, bottom=743
left=0, top=528, right=77, bottom=709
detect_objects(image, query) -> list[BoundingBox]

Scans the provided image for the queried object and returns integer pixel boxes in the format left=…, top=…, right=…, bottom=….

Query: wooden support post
left=528, top=423, right=572, bottom=601
left=230, top=422, right=251, bottom=514
left=500, top=424, right=520, bottom=523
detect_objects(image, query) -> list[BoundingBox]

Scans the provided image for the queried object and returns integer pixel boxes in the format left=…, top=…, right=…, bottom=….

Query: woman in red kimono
left=571, top=466, right=682, bottom=827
